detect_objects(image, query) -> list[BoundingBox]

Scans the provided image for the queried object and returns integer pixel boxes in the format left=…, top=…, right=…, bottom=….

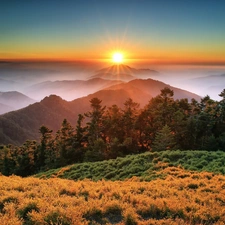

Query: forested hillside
left=0, top=87, right=225, bottom=177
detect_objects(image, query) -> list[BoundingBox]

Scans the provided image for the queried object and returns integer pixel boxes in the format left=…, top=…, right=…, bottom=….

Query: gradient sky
left=1, top=0, right=225, bottom=64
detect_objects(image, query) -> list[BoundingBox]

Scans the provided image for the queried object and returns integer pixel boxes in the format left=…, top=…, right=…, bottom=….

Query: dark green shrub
left=104, top=171, right=116, bottom=179
left=17, top=202, right=39, bottom=225
left=138, top=204, right=185, bottom=220
left=118, top=158, right=132, bottom=168
left=59, top=189, right=76, bottom=196
left=14, top=186, right=25, bottom=192
left=125, top=214, right=137, bottom=225
left=79, top=191, right=89, bottom=201
left=44, top=211, right=71, bottom=225
left=83, top=208, right=105, bottom=224
left=104, top=204, right=123, bottom=224
left=0, top=196, right=18, bottom=213
left=187, top=183, right=199, bottom=189
left=138, top=204, right=162, bottom=220
left=167, top=151, right=183, bottom=161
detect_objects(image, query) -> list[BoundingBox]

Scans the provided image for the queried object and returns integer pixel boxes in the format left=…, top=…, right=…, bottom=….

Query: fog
left=0, top=61, right=225, bottom=111
left=136, top=64, right=225, bottom=101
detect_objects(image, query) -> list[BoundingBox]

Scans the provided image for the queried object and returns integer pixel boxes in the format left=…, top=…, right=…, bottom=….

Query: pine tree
left=37, top=125, right=53, bottom=170
left=85, top=98, right=106, bottom=145
left=121, top=98, right=140, bottom=153
left=152, top=125, right=177, bottom=151
left=54, top=119, right=76, bottom=166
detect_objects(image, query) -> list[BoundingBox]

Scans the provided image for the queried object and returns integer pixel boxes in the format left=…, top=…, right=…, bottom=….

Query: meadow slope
left=36, top=150, right=225, bottom=181
left=1, top=167, right=225, bottom=224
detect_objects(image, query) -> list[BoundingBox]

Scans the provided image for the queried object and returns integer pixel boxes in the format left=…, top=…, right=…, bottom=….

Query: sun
left=112, top=52, right=123, bottom=64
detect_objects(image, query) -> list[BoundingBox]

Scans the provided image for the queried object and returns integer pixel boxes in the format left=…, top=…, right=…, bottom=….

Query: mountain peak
left=41, top=95, right=65, bottom=107
left=41, top=94, right=63, bottom=102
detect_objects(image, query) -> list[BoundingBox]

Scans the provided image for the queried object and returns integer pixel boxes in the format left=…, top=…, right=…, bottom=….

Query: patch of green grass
left=35, top=150, right=225, bottom=181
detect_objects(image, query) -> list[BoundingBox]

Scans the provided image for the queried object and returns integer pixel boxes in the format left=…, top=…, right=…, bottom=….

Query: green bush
left=17, top=202, right=39, bottom=225
left=44, top=211, right=71, bottom=225
left=0, top=196, right=18, bottom=213
left=137, top=204, right=185, bottom=220
left=59, top=189, right=76, bottom=196
left=83, top=208, right=105, bottom=224
left=124, top=214, right=137, bottom=225
left=104, top=204, right=123, bottom=224
left=36, top=150, right=225, bottom=181
left=187, top=183, right=199, bottom=189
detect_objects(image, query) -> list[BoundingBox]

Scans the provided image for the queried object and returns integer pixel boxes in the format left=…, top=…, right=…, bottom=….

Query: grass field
left=1, top=150, right=225, bottom=224
left=36, top=150, right=225, bottom=181
left=1, top=166, right=225, bottom=224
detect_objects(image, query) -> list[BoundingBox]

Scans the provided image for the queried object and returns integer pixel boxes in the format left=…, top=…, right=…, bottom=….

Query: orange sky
left=1, top=1, right=225, bottom=65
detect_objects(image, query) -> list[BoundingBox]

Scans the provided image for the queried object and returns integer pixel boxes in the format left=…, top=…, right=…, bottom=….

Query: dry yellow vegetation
left=0, top=166, right=225, bottom=225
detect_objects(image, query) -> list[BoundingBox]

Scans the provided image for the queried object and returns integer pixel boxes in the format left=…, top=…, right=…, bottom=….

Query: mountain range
left=90, top=64, right=159, bottom=81
left=0, top=77, right=201, bottom=145
left=24, top=78, right=123, bottom=101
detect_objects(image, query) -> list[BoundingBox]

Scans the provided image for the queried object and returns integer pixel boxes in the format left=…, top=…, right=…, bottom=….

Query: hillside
left=36, top=150, right=225, bottom=181
left=0, top=95, right=78, bottom=145
left=1, top=165, right=225, bottom=224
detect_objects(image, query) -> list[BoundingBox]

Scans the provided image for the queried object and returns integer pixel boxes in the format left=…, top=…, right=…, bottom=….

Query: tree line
left=0, top=87, right=225, bottom=176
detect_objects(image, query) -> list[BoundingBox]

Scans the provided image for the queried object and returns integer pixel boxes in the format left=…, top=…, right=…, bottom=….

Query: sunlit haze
left=0, top=0, right=225, bottom=102
left=112, top=52, right=123, bottom=64
left=0, top=1, right=225, bottom=65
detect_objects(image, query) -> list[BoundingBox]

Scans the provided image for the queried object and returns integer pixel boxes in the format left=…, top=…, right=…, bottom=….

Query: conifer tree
left=85, top=98, right=106, bottom=145
left=121, top=98, right=140, bottom=153
left=152, top=125, right=177, bottom=151
left=54, top=119, right=75, bottom=166
left=37, top=125, right=53, bottom=170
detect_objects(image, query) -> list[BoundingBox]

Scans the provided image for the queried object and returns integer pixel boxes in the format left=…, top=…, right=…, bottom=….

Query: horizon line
left=0, top=58, right=225, bottom=66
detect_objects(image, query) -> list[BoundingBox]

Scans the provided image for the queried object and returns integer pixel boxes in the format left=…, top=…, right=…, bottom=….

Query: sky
left=1, top=0, right=225, bottom=65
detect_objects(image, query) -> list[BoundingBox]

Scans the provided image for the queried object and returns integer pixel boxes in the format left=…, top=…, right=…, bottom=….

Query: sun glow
left=112, top=52, right=123, bottom=64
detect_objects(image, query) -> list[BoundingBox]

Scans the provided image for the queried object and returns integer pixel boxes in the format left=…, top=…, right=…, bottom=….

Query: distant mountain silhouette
left=0, top=91, right=36, bottom=113
left=105, top=78, right=201, bottom=102
left=0, top=78, right=201, bottom=145
left=90, top=64, right=159, bottom=81
left=91, top=72, right=135, bottom=81
left=24, top=78, right=123, bottom=100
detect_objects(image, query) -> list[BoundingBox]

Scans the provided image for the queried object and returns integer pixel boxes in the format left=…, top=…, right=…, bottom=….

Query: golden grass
left=0, top=167, right=225, bottom=224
